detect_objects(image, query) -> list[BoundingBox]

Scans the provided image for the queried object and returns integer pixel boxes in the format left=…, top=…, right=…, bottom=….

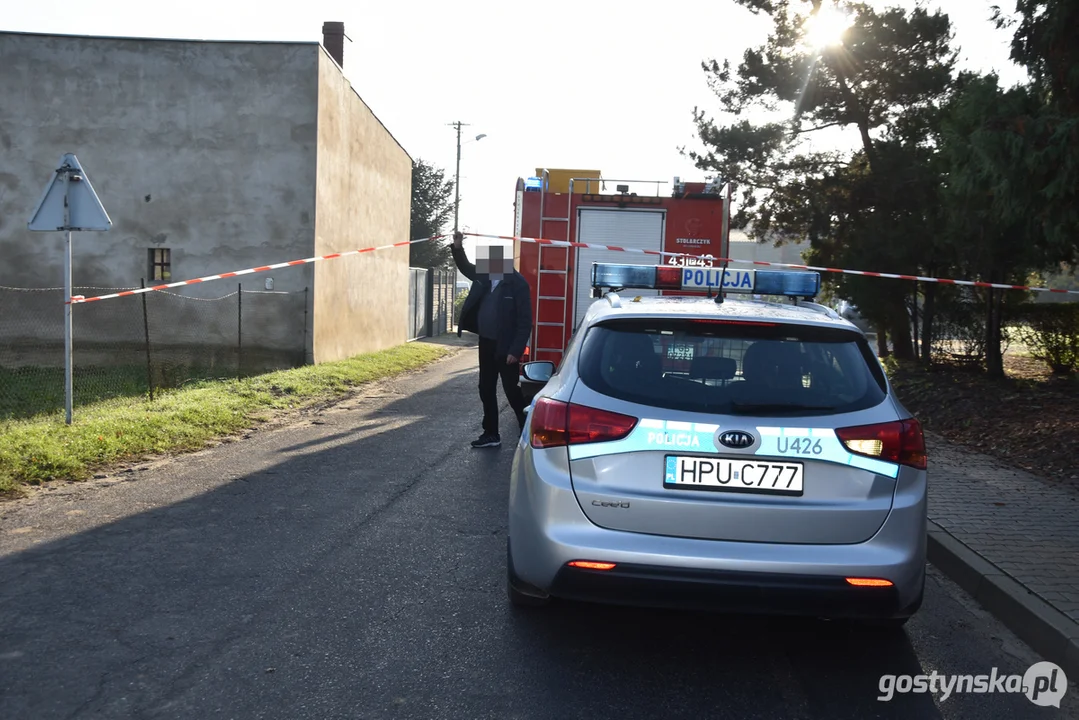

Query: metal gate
left=408, top=268, right=428, bottom=340
left=427, top=269, right=454, bottom=337
left=408, top=268, right=456, bottom=340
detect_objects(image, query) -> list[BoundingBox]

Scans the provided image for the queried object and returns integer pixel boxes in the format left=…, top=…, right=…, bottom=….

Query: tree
left=939, top=0, right=1079, bottom=377
left=800, top=129, right=952, bottom=361
left=996, top=0, right=1079, bottom=114
left=936, top=73, right=1051, bottom=376
left=685, top=0, right=957, bottom=359
left=992, top=0, right=1079, bottom=265
left=409, top=159, right=456, bottom=269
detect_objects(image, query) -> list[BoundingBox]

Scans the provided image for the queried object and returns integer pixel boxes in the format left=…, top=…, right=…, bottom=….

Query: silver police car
left=507, top=263, right=927, bottom=627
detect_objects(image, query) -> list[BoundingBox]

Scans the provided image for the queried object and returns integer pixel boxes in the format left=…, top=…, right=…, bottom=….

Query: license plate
left=664, top=456, right=804, bottom=495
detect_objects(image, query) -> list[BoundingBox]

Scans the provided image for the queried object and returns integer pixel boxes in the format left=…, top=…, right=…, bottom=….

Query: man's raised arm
left=451, top=232, right=477, bottom=281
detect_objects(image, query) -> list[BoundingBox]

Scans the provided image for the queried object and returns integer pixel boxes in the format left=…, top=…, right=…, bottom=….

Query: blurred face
left=475, top=242, right=515, bottom=279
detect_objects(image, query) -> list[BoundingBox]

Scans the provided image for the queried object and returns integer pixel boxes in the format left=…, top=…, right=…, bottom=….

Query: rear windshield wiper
left=729, top=403, right=837, bottom=414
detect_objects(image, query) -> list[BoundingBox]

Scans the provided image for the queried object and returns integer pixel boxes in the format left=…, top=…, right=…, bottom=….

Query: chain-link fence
left=929, top=298, right=999, bottom=364
left=0, top=283, right=308, bottom=420
left=925, top=291, right=1078, bottom=373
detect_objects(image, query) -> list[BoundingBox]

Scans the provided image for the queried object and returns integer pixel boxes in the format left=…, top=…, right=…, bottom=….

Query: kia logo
left=718, top=431, right=755, bottom=449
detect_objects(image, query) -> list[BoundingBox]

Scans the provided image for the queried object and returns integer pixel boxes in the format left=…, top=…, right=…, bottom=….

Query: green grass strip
left=0, top=343, right=450, bottom=493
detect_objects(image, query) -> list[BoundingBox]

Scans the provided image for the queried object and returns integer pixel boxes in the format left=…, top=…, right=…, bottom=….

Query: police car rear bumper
left=545, top=562, right=919, bottom=619
left=508, top=448, right=927, bottom=618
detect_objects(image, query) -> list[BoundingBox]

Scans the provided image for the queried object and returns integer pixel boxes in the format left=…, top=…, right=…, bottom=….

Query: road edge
left=0, top=344, right=467, bottom=507
left=927, top=519, right=1079, bottom=678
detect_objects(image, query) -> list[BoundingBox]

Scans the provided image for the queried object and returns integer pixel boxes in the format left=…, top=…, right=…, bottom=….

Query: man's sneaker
left=471, top=433, right=501, bottom=449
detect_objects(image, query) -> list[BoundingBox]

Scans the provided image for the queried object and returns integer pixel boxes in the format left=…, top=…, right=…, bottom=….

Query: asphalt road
left=2, top=340, right=1077, bottom=720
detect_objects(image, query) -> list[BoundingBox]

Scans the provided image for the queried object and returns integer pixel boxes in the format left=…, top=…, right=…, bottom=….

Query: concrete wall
left=728, top=237, right=811, bottom=266
left=0, top=32, right=319, bottom=364
left=311, top=50, right=412, bottom=363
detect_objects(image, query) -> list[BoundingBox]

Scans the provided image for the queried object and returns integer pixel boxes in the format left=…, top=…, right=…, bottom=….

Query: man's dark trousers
left=478, top=336, right=527, bottom=437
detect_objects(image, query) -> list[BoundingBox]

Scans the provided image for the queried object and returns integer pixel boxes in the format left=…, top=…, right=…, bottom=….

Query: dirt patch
left=888, top=355, right=1079, bottom=485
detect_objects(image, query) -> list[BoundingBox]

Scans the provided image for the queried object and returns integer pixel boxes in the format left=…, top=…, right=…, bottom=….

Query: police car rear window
left=577, top=318, right=888, bottom=416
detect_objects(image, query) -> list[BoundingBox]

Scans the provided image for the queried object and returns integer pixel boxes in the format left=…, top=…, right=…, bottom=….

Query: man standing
left=452, top=231, right=532, bottom=448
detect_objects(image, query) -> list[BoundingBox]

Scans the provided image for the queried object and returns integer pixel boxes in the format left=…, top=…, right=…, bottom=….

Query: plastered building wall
left=311, top=50, right=412, bottom=363
left=0, top=32, right=413, bottom=369
left=0, top=32, right=319, bottom=363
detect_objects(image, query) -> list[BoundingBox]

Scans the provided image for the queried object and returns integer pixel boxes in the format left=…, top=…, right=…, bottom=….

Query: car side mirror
left=520, top=361, right=555, bottom=406
left=521, top=361, right=555, bottom=384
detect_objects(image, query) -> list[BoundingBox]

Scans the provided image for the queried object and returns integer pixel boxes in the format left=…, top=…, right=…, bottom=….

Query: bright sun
left=804, top=4, right=853, bottom=49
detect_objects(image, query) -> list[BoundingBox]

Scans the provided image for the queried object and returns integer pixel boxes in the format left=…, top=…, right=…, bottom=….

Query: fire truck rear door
left=573, top=208, right=665, bottom=329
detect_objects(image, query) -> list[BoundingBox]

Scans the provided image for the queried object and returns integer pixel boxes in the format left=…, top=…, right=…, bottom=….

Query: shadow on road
left=0, top=363, right=1042, bottom=719
left=507, top=601, right=938, bottom=718
left=418, top=333, right=478, bottom=349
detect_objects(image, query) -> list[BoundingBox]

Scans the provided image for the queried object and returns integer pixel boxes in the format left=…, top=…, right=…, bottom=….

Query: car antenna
left=715, top=180, right=733, bottom=305
left=699, top=254, right=718, bottom=300
left=714, top=256, right=729, bottom=305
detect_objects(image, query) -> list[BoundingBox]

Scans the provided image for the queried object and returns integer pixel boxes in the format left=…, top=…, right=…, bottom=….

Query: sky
left=4, top=0, right=1029, bottom=251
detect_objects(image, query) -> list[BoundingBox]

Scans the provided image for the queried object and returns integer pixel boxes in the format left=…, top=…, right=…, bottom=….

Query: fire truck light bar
left=581, top=194, right=664, bottom=205
left=590, top=263, right=821, bottom=298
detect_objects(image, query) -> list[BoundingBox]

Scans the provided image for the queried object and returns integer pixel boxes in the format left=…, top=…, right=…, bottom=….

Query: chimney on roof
left=322, top=22, right=345, bottom=68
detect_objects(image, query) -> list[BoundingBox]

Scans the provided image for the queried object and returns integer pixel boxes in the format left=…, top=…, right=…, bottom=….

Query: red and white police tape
left=67, top=231, right=1078, bottom=304
left=464, top=232, right=1079, bottom=296
left=67, top=237, right=446, bottom=304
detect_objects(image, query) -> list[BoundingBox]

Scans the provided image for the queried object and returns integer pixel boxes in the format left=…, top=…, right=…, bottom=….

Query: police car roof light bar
left=754, top=269, right=821, bottom=298
left=591, top=263, right=821, bottom=299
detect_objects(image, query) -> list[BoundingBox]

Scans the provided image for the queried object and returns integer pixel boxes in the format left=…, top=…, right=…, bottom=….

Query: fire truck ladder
left=534, top=169, right=572, bottom=361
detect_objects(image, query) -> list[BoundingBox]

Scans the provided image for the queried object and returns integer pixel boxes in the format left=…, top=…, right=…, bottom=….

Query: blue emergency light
left=591, top=263, right=821, bottom=298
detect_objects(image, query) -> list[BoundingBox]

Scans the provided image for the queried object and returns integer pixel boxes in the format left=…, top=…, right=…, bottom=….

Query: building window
left=149, top=248, right=171, bottom=281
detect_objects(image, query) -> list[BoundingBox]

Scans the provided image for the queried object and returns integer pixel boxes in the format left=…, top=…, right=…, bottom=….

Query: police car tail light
left=836, top=419, right=927, bottom=470
left=530, top=398, right=637, bottom=449
left=567, top=403, right=638, bottom=445
left=689, top=319, right=777, bottom=327
left=530, top=398, right=570, bottom=448
left=845, top=578, right=893, bottom=587
left=568, top=561, right=617, bottom=571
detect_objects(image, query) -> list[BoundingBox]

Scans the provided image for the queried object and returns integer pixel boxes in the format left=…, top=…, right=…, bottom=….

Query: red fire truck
left=512, top=168, right=733, bottom=369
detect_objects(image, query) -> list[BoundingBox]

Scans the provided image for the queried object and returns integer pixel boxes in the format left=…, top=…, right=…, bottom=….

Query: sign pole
left=64, top=230, right=73, bottom=424
left=63, top=173, right=73, bottom=425
left=28, top=153, right=112, bottom=426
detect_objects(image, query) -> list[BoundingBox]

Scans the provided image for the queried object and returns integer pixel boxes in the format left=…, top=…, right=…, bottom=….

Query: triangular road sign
left=28, top=153, right=112, bottom=232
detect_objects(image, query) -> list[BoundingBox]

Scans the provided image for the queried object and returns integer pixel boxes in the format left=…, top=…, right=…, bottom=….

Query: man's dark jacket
left=452, top=243, right=532, bottom=360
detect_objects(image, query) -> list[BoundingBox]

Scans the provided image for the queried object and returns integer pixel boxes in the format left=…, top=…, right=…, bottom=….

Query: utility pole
left=449, top=121, right=469, bottom=233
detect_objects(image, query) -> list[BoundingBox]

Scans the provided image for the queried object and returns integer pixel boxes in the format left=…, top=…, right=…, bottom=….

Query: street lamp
left=449, top=121, right=487, bottom=232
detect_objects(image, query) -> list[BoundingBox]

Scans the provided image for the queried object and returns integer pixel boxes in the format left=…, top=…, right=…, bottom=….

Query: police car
left=507, top=263, right=927, bottom=627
